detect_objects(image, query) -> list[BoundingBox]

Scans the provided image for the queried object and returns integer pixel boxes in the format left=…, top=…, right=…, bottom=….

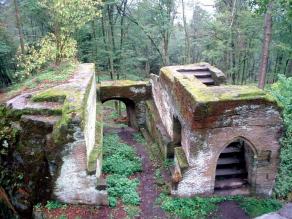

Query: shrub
left=158, top=194, right=218, bottom=219
left=103, top=134, right=141, bottom=207
left=102, top=134, right=142, bottom=176
left=107, top=174, right=140, bottom=207
left=45, top=200, right=66, bottom=210
left=237, top=197, right=282, bottom=218
left=270, top=75, right=292, bottom=198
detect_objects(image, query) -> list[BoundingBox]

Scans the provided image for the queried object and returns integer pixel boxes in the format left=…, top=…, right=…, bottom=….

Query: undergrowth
left=133, top=133, right=146, bottom=144
left=103, top=134, right=142, bottom=176
left=103, top=133, right=142, bottom=207
left=6, top=61, right=76, bottom=94
left=270, top=75, right=292, bottom=199
left=157, top=194, right=282, bottom=218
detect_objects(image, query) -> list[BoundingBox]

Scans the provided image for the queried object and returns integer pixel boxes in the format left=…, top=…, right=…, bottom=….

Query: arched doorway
left=102, top=98, right=137, bottom=128
left=214, top=138, right=255, bottom=195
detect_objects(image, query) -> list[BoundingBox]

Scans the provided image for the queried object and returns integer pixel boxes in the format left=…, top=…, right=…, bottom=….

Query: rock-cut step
left=216, top=168, right=246, bottom=177
left=215, top=178, right=247, bottom=190
left=193, top=71, right=212, bottom=78
left=197, top=77, right=215, bottom=86
left=217, top=158, right=241, bottom=165
left=20, top=115, right=61, bottom=134
left=214, top=186, right=250, bottom=196
left=6, top=93, right=63, bottom=115
left=221, top=146, right=241, bottom=154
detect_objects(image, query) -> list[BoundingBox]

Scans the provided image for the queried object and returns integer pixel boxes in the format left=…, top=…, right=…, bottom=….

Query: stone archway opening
left=214, top=138, right=255, bottom=195
left=102, top=98, right=137, bottom=128
left=173, top=116, right=182, bottom=146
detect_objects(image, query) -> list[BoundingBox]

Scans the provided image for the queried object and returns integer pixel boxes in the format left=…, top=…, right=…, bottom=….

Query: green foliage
left=103, top=134, right=141, bottom=207
left=34, top=203, right=42, bottom=209
left=158, top=194, right=282, bottom=219
left=107, top=174, right=140, bottom=207
left=133, top=133, right=146, bottom=144
left=124, top=205, right=141, bottom=218
left=237, top=197, right=282, bottom=217
left=8, top=61, right=76, bottom=93
left=0, top=25, right=16, bottom=88
left=16, top=35, right=77, bottom=80
left=158, top=194, right=218, bottom=219
left=270, top=75, right=292, bottom=198
left=103, top=134, right=142, bottom=176
left=0, top=108, right=22, bottom=190
left=45, top=200, right=67, bottom=210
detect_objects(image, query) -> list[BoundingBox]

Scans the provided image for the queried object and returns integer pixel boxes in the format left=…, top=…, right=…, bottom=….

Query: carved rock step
left=6, top=93, right=63, bottom=115
left=198, top=77, right=215, bottom=85
left=193, top=71, right=212, bottom=78
left=216, top=168, right=246, bottom=176
left=221, top=146, right=241, bottom=154
left=214, top=186, right=250, bottom=196
left=215, top=178, right=247, bottom=190
left=217, top=158, right=241, bottom=165
left=20, top=115, right=61, bottom=134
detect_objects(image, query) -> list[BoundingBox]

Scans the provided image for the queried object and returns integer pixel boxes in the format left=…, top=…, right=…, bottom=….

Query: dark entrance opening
left=173, top=116, right=182, bottom=145
left=102, top=98, right=137, bottom=128
left=168, top=116, right=182, bottom=159
left=215, top=139, right=251, bottom=195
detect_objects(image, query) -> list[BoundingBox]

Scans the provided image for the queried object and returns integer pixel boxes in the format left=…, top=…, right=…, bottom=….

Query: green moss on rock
left=174, top=147, right=189, bottom=172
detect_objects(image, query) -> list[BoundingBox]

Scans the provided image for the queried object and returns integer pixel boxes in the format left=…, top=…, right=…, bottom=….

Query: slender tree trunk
left=107, top=4, right=116, bottom=79
left=101, top=14, right=112, bottom=78
left=181, top=0, right=191, bottom=64
left=13, top=0, right=25, bottom=54
left=258, top=2, right=273, bottom=89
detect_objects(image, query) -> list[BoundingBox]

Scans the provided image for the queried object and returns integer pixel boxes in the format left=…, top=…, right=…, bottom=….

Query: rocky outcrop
left=0, top=63, right=108, bottom=218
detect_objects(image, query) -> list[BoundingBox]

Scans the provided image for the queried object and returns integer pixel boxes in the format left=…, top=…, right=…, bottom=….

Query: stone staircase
left=177, top=68, right=216, bottom=86
left=214, top=141, right=249, bottom=195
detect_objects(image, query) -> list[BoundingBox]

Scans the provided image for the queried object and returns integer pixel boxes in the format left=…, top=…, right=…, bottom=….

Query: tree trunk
left=107, top=4, right=116, bottom=79
left=181, top=0, right=191, bottom=64
left=101, top=14, right=112, bottom=78
left=258, top=3, right=273, bottom=89
left=13, top=0, right=25, bottom=54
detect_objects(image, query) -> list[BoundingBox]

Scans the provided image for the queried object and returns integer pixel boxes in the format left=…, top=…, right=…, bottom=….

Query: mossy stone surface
left=174, top=147, right=189, bottom=172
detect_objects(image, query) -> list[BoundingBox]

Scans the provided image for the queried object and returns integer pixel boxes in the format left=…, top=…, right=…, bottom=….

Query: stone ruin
left=0, top=62, right=283, bottom=215
left=147, top=63, right=282, bottom=197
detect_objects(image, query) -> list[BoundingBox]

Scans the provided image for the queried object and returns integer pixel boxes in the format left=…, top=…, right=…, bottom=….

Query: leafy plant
left=158, top=194, right=282, bottom=219
left=237, top=197, right=282, bottom=217
left=133, top=133, right=146, bottom=144
left=158, top=194, right=218, bottom=219
left=270, top=75, right=292, bottom=198
left=107, top=174, right=140, bottom=207
left=103, top=134, right=142, bottom=176
left=103, top=134, right=141, bottom=207
left=45, top=200, right=66, bottom=210
left=124, top=205, right=141, bottom=218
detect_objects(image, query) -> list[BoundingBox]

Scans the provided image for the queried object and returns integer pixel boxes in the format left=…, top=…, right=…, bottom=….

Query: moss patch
left=174, top=147, right=188, bottom=171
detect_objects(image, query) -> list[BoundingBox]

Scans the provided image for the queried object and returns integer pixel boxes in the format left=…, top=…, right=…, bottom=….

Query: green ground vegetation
left=158, top=194, right=282, bottom=219
left=4, top=61, right=77, bottom=98
left=102, top=133, right=142, bottom=207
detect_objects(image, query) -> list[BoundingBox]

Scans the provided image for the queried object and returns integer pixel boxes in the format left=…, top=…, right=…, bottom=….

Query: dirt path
left=96, top=125, right=167, bottom=219
left=118, top=127, right=167, bottom=219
